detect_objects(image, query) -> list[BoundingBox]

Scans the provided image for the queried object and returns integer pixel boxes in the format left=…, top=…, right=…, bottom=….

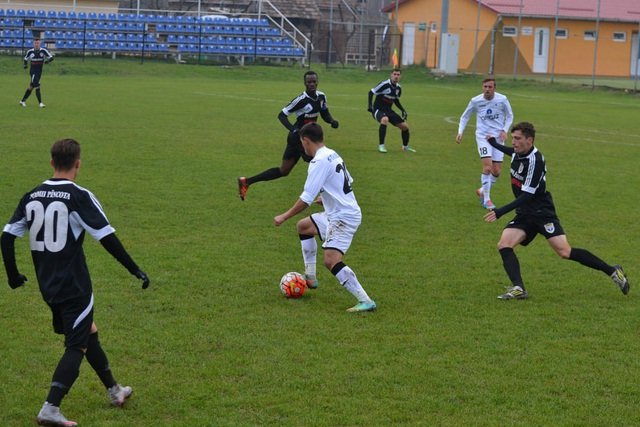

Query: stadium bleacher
left=0, top=8, right=304, bottom=59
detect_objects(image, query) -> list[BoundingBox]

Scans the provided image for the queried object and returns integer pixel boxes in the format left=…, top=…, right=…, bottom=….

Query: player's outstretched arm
left=100, top=233, right=150, bottom=289
left=492, top=192, right=534, bottom=220
left=487, top=137, right=514, bottom=155
left=1, top=232, right=28, bottom=289
left=274, top=199, right=309, bottom=226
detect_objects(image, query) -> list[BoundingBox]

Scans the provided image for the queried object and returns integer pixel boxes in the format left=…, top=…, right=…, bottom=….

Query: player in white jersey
left=274, top=123, right=376, bottom=313
left=456, top=78, right=514, bottom=210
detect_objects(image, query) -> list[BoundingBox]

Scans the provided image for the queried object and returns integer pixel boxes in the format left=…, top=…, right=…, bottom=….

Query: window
left=555, top=28, right=568, bottom=39
left=502, top=26, right=517, bottom=37
left=584, top=30, right=597, bottom=41
left=613, top=32, right=626, bottom=42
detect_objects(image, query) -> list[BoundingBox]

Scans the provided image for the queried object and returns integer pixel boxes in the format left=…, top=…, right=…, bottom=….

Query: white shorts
left=476, top=135, right=505, bottom=162
left=310, top=212, right=360, bottom=255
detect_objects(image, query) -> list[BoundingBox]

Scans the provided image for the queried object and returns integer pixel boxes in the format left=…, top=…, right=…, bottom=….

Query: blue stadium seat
left=68, top=11, right=76, bottom=20
left=88, top=12, right=97, bottom=20
left=6, top=9, right=16, bottom=16
left=17, top=9, right=26, bottom=17
left=37, top=10, right=46, bottom=18
left=0, top=9, right=5, bottom=17
left=78, top=12, right=87, bottom=20
left=57, top=10, right=66, bottom=19
left=108, top=13, right=117, bottom=21
left=98, top=13, right=106, bottom=20
left=27, top=10, right=37, bottom=18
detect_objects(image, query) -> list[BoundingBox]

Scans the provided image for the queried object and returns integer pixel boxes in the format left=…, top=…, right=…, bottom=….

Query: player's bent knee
left=296, top=217, right=315, bottom=235
left=497, top=242, right=513, bottom=251
left=279, top=167, right=292, bottom=177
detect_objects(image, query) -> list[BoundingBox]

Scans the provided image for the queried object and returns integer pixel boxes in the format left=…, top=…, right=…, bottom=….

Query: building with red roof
left=383, top=0, right=640, bottom=76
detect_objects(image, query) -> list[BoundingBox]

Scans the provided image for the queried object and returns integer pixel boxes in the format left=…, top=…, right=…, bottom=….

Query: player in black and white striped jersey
left=1, top=138, right=149, bottom=426
left=20, top=38, right=54, bottom=108
left=368, top=68, right=414, bottom=153
left=237, top=70, right=340, bottom=200
left=483, top=122, right=630, bottom=300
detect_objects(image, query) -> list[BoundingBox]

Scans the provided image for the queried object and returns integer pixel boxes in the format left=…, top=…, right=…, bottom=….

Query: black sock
left=402, top=129, right=410, bottom=146
left=85, top=332, right=116, bottom=389
left=499, top=247, right=525, bottom=289
left=330, top=261, right=346, bottom=276
left=22, top=89, right=32, bottom=101
left=378, top=125, right=387, bottom=145
left=569, top=248, right=614, bottom=275
left=246, top=168, right=283, bottom=185
left=36, top=88, right=42, bottom=103
left=46, top=348, right=85, bottom=406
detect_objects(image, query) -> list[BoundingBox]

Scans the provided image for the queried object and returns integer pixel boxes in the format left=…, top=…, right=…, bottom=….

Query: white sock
left=300, top=238, right=317, bottom=278
left=481, top=173, right=491, bottom=202
left=335, top=265, right=372, bottom=303
left=305, top=263, right=316, bottom=279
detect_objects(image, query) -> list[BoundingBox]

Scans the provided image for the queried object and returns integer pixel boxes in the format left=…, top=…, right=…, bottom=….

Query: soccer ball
left=280, top=272, right=306, bottom=298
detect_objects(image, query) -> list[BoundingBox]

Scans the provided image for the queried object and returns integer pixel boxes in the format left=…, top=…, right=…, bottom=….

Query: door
left=402, top=22, right=415, bottom=66
left=533, top=27, right=549, bottom=73
left=631, top=33, right=640, bottom=77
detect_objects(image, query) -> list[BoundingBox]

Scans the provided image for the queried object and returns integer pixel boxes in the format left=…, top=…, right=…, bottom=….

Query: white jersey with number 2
left=300, top=146, right=361, bottom=223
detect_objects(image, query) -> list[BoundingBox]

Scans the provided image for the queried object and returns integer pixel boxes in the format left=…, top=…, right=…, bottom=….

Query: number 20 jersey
left=3, top=178, right=115, bottom=303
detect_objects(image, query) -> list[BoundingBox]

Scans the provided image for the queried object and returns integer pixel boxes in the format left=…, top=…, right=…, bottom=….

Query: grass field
left=0, top=56, right=639, bottom=426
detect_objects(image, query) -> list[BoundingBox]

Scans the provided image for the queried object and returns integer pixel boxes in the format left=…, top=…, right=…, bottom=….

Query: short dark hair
left=482, top=77, right=495, bottom=85
left=51, top=138, right=81, bottom=171
left=511, top=122, right=536, bottom=140
left=299, top=122, right=323, bottom=143
left=304, top=70, right=318, bottom=81
left=392, top=68, right=402, bottom=73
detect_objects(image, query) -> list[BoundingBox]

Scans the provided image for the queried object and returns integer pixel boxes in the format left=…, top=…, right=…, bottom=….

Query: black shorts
left=48, top=293, right=94, bottom=349
left=373, top=109, right=403, bottom=126
left=283, top=130, right=312, bottom=163
left=30, top=72, right=42, bottom=88
left=505, top=213, right=565, bottom=246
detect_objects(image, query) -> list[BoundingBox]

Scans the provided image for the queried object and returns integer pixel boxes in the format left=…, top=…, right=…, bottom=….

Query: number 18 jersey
left=3, top=178, right=115, bottom=303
